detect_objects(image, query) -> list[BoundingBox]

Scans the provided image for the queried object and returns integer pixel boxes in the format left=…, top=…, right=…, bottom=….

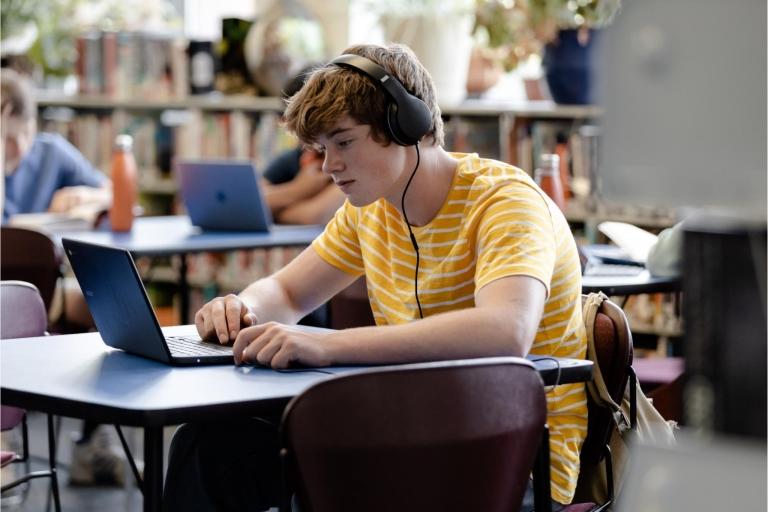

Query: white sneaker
left=68, top=428, right=127, bottom=486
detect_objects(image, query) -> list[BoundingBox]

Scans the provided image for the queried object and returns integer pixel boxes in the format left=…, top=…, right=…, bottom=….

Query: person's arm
left=262, top=148, right=331, bottom=220
left=48, top=182, right=112, bottom=214
left=262, top=161, right=331, bottom=218
left=195, top=245, right=358, bottom=344
left=231, top=271, right=546, bottom=368
left=276, top=183, right=345, bottom=225
left=47, top=134, right=112, bottom=214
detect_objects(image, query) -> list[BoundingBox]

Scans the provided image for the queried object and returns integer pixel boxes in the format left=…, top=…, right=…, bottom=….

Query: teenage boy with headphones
left=163, top=44, right=586, bottom=511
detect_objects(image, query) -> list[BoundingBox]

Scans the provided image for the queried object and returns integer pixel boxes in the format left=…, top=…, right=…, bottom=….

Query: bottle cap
left=114, top=134, right=133, bottom=151
left=540, top=153, right=560, bottom=168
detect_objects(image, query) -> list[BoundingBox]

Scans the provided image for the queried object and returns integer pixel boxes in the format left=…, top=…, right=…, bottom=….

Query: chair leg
left=532, top=425, right=553, bottom=512
left=46, top=414, right=61, bottom=512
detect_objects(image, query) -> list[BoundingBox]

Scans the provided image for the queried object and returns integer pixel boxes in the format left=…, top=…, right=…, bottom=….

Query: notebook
left=175, top=159, right=273, bottom=232
left=62, top=238, right=235, bottom=365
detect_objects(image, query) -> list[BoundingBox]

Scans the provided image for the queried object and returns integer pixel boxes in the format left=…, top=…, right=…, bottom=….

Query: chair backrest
left=328, top=276, right=375, bottom=329
left=0, top=280, right=49, bottom=339
left=1, top=227, right=62, bottom=312
left=281, top=357, right=547, bottom=512
left=0, top=280, right=48, bottom=431
left=579, top=294, right=634, bottom=466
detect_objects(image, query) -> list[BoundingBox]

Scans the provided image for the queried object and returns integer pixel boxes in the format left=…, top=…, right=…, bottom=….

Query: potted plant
left=471, top=0, right=621, bottom=104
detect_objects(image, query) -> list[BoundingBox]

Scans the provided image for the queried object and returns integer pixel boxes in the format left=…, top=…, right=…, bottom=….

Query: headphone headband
left=329, top=54, right=432, bottom=146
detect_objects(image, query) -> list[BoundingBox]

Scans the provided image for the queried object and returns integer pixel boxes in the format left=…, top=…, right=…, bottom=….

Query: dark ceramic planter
left=543, top=29, right=599, bottom=105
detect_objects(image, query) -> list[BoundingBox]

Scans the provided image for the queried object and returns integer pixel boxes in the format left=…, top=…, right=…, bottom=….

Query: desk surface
left=1, top=325, right=592, bottom=428
left=57, top=215, right=323, bottom=256
left=581, top=270, right=680, bottom=295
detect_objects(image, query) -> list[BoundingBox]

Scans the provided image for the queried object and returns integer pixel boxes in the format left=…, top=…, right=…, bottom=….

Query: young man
left=164, top=44, right=586, bottom=511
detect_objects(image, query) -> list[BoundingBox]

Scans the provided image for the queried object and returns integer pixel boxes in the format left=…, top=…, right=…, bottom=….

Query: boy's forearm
left=238, top=276, right=306, bottom=325
left=323, top=306, right=533, bottom=366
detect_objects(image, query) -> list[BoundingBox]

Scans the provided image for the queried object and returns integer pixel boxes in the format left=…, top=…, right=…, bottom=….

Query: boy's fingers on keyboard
left=224, top=295, right=243, bottom=342
left=210, top=298, right=232, bottom=344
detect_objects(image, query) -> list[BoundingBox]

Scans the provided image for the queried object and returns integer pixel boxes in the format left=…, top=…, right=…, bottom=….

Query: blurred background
left=1, top=0, right=765, bottom=510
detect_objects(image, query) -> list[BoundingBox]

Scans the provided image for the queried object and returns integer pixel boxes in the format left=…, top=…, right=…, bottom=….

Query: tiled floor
left=1, top=413, right=170, bottom=511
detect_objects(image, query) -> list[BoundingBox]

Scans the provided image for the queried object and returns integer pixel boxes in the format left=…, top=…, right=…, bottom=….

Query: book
left=7, top=203, right=104, bottom=232
left=597, top=221, right=659, bottom=264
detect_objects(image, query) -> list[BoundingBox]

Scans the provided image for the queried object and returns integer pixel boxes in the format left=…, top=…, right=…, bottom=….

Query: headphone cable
left=401, top=143, right=423, bottom=319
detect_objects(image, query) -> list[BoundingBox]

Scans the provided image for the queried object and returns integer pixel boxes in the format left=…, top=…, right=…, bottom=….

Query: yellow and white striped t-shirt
left=312, top=153, right=587, bottom=504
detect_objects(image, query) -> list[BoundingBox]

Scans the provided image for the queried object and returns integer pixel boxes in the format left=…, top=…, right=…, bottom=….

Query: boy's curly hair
left=283, top=44, right=443, bottom=147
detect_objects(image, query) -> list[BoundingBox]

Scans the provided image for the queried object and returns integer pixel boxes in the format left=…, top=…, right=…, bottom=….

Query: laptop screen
left=176, top=160, right=273, bottom=232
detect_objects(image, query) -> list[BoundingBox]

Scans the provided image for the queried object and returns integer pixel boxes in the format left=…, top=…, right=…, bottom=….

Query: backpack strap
left=583, top=292, right=631, bottom=433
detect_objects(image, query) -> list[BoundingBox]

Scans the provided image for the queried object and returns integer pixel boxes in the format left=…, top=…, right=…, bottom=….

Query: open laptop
left=580, top=244, right=645, bottom=277
left=62, top=238, right=234, bottom=365
left=176, top=159, right=273, bottom=232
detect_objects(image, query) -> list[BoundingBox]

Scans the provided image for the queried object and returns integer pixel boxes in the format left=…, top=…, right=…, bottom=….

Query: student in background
left=163, top=43, right=587, bottom=512
left=261, top=145, right=343, bottom=225
left=1, top=69, right=111, bottom=223
left=1, top=68, right=129, bottom=487
left=261, top=65, right=345, bottom=225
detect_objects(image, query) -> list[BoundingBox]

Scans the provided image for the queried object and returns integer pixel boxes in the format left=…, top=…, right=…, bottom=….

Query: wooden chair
left=0, top=280, right=61, bottom=511
left=558, top=294, right=635, bottom=512
left=0, top=227, right=63, bottom=314
left=280, top=357, right=547, bottom=512
left=328, top=276, right=375, bottom=329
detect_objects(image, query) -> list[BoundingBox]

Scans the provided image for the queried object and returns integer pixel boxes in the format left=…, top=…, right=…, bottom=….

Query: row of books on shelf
left=621, top=292, right=682, bottom=339
left=39, top=110, right=297, bottom=185
left=138, top=247, right=306, bottom=290
left=76, top=30, right=188, bottom=100
left=443, top=116, right=600, bottom=204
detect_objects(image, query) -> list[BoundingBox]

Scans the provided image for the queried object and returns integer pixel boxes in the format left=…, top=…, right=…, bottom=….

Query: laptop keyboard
left=165, top=335, right=233, bottom=357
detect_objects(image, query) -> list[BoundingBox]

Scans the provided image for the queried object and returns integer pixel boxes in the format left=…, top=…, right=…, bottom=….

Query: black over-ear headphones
left=330, top=54, right=432, bottom=146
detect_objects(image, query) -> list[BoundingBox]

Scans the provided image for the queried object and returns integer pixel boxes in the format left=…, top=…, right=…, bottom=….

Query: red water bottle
left=109, top=134, right=138, bottom=232
left=534, top=153, right=566, bottom=211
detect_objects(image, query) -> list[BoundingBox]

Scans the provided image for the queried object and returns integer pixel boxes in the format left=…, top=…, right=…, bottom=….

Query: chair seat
left=1, top=450, right=17, bottom=468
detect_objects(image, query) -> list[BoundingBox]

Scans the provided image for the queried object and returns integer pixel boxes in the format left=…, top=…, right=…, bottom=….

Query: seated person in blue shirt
left=261, top=145, right=344, bottom=225
left=261, top=65, right=345, bottom=226
left=2, top=68, right=128, bottom=486
left=2, top=69, right=111, bottom=223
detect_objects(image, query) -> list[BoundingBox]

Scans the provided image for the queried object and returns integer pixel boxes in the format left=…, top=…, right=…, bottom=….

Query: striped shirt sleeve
left=474, top=184, right=557, bottom=295
left=311, top=201, right=366, bottom=276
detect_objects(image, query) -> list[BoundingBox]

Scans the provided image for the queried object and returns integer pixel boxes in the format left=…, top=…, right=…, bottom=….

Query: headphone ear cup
left=387, top=102, right=412, bottom=146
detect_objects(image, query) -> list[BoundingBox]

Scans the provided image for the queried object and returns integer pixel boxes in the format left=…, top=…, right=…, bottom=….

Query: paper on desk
left=8, top=211, right=91, bottom=232
left=8, top=203, right=105, bottom=232
left=597, top=221, right=659, bottom=263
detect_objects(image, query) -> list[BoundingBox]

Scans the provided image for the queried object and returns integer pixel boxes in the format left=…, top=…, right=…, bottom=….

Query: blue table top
left=56, top=215, right=323, bottom=256
left=0, top=325, right=592, bottom=427
left=581, top=270, right=680, bottom=295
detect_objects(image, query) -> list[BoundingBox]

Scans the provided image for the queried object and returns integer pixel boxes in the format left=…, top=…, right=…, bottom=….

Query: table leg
left=143, top=426, right=164, bottom=512
left=178, top=254, right=190, bottom=324
left=533, top=424, right=552, bottom=512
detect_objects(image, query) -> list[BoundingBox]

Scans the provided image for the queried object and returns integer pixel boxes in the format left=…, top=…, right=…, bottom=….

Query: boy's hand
left=194, top=294, right=258, bottom=344
left=233, top=322, right=335, bottom=368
